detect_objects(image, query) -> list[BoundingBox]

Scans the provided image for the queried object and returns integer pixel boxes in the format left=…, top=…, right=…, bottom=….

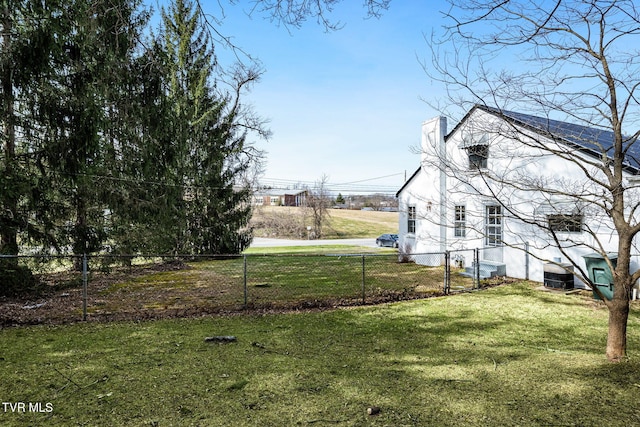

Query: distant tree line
left=0, top=0, right=266, bottom=281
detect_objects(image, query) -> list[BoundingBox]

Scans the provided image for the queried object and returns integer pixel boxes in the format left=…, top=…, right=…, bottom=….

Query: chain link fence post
left=525, top=242, right=530, bottom=280
left=82, top=254, right=88, bottom=321
left=361, top=254, right=366, bottom=304
left=444, top=250, right=451, bottom=294
left=474, top=248, right=480, bottom=289
left=243, top=254, right=248, bottom=308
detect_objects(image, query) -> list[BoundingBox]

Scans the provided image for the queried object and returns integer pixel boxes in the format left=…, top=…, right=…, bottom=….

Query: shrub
left=398, top=242, right=413, bottom=263
left=0, top=262, right=37, bottom=296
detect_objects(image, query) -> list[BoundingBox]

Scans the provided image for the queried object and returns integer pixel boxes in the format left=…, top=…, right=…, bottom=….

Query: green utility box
left=582, top=253, right=617, bottom=301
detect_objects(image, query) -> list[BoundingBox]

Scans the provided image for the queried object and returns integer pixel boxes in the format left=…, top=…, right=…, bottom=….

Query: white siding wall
left=399, top=109, right=640, bottom=285
left=398, top=170, right=441, bottom=255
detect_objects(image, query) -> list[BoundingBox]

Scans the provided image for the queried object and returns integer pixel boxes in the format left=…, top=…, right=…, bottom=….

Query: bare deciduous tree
left=426, top=0, right=640, bottom=362
left=304, top=174, right=331, bottom=239
left=238, top=0, right=390, bottom=30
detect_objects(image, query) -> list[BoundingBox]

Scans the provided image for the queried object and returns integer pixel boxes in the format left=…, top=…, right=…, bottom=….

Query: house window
left=548, top=214, right=583, bottom=233
left=485, top=205, right=502, bottom=246
left=467, top=145, right=489, bottom=169
left=454, top=205, right=466, bottom=237
left=408, top=206, right=416, bottom=234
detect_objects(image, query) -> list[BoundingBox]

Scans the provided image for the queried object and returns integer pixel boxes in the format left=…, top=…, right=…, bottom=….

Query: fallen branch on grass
left=251, top=341, right=291, bottom=356
left=204, top=336, right=237, bottom=343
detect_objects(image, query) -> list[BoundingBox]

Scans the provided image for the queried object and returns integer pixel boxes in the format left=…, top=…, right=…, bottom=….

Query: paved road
left=251, top=237, right=377, bottom=248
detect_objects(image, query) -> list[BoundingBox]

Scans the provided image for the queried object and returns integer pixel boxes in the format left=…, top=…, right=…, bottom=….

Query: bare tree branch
left=422, top=0, right=640, bottom=361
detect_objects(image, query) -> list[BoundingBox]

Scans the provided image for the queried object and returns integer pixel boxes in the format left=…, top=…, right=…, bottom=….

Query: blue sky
left=152, top=1, right=451, bottom=195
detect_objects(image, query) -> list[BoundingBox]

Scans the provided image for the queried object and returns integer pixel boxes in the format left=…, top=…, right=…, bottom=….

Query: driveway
left=251, top=237, right=377, bottom=248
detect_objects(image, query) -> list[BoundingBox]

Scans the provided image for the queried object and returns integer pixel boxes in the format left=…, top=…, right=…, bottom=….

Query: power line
left=334, top=173, right=404, bottom=185
left=257, top=174, right=403, bottom=196
left=43, top=171, right=400, bottom=195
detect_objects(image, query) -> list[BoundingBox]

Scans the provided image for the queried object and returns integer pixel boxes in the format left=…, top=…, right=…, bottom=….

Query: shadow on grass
left=2, top=282, right=640, bottom=426
left=309, top=284, right=640, bottom=426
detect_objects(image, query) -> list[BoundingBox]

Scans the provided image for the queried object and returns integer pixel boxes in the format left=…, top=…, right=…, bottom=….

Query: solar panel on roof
left=479, top=105, right=640, bottom=172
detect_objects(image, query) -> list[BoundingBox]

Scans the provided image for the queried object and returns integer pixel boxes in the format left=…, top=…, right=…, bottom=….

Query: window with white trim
left=485, top=205, right=502, bottom=246
left=408, top=205, right=416, bottom=234
left=548, top=214, right=583, bottom=233
left=454, top=205, right=466, bottom=237
left=534, top=199, right=584, bottom=234
left=467, top=145, right=489, bottom=169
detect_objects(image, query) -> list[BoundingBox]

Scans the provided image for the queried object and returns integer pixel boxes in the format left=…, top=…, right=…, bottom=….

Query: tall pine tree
left=0, top=0, right=263, bottom=280
left=0, top=0, right=79, bottom=278
left=0, top=0, right=52, bottom=259
left=102, top=42, right=175, bottom=256
left=154, top=0, right=256, bottom=255
left=35, top=0, right=147, bottom=265
left=0, top=0, right=21, bottom=260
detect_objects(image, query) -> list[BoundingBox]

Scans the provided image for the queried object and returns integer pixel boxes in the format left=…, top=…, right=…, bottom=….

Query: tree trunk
left=606, top=297, right=629, bottom=361
left=607, top=238, right=633, bottom=362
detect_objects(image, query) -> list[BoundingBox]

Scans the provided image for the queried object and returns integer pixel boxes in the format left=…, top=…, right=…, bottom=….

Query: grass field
left=251, top=206, right=398, bottom=239
left=323, top=208, right=398, bottom=238
left=1, top=282, right=639, bottom=426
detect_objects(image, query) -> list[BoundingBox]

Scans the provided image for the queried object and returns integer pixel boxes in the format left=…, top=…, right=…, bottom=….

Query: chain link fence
left=0, top=251, right=481, bottom=326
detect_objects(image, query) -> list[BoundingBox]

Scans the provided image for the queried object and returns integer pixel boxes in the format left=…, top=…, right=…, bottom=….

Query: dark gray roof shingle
left=479, top=105, right=640, bottom=173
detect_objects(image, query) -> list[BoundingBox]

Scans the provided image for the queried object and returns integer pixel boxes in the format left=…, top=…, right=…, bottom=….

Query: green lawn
left=1, top=282, right=640, bottom=426
left=1, top=246, right=467, bottom=325
left=89, top=253, right=452, bottom=317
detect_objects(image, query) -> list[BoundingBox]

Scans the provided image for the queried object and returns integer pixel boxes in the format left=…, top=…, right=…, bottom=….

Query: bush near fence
left=0, top=252, right=479, bottom=326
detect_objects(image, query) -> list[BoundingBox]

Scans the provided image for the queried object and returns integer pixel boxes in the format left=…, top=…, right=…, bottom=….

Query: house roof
left=478, top=105, right=640, bottom=174
left=395, top=167, right=421, bottom=197
left=396, top=105, right=640, bottom=196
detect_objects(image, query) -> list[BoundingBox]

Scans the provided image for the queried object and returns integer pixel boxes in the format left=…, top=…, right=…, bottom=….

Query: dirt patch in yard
left=0, top=261, right=194, bottom=326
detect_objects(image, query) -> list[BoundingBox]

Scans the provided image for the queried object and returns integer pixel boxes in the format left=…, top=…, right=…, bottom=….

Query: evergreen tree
left=0, top=0, right=53, bottom=259
left=0, top=1, right=22, bottom=259
left=0, top=0, right=83, bottom=269
left=155, top=0, right=257, bottom=254
left=103, top=43, right=176, bottom=256
left=0, top=0, right=263, bottom=277
left=34, top=0, right=147, bottom=264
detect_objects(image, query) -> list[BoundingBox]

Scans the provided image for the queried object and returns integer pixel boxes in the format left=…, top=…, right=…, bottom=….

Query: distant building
left=252, top=190, right=307, bottom=207
left=283, top=190, right=307, bottom=207
left=252, top=193, right=282, bottom=206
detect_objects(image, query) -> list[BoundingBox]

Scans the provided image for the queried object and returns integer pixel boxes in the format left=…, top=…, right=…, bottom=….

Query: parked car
left=376, top=233, right=399, bottom=248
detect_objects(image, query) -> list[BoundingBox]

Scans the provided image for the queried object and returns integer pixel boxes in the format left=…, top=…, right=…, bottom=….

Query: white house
left=397, top=105, right=640, bottom=288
